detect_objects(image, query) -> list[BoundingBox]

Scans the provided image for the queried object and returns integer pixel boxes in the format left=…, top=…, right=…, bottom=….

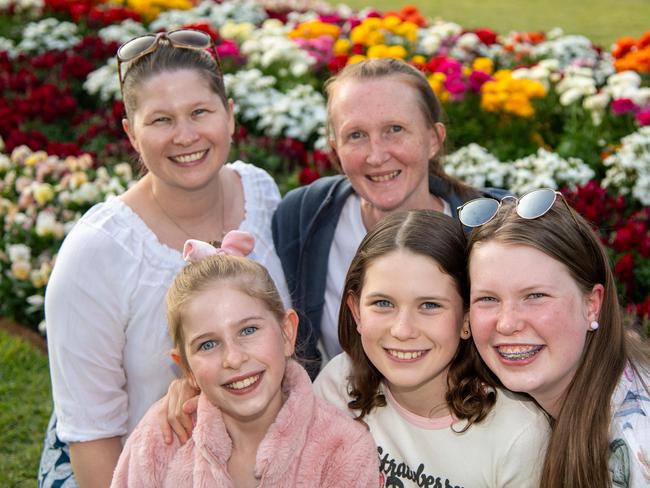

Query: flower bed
left=1, top=0, right=648, bottom=333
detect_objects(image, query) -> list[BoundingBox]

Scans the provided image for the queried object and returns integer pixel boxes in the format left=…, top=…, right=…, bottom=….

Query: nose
left=221, top=341, right=248, bottom=369
left=173, top=119, right=200, bottom=146
left=365, top=136, right=390, bottom=166
left=495, top=302, right=525, bottom=336
left=390, top=310, right=419, bottom=341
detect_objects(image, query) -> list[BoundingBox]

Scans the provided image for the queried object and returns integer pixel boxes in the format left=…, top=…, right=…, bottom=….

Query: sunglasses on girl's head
left=457, top=188, right=580, bottom=228
left=116, top=29, right=220, bottom=91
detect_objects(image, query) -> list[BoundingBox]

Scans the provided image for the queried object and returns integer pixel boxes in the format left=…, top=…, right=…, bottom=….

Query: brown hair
left=466, top=200, right=650, bottom=488
left=121, top=43, right=228, bottom=124
left=166, top=255, right=285, bottom=374
left=324, top=58, right=477, bottom=199
left=339, top=209, right=497, bottom=425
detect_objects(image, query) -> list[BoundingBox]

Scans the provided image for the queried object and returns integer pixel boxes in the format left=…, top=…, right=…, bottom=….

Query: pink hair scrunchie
left=182, top=230, right=255, bottom=263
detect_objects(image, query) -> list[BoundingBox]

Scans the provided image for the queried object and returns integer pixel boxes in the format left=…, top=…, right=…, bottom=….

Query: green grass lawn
left=340, top=0, right=648, bottom=48
left=0, top=331, right=51, bottom=488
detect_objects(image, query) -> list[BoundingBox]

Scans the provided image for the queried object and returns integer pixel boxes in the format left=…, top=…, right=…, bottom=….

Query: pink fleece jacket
left=111, top=360, right=380, bottom=487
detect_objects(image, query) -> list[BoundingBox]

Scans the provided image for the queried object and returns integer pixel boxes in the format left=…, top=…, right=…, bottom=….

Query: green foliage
left=0, top=331, right=51, bottom=488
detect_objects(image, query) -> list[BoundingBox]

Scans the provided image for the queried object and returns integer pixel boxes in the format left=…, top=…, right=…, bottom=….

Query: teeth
left=369, top=171, right=399, bottom=182
left=225, top=374, right=260, bottom=390
left=173, top=151, right=206, bottom=163
left=388, top=350, right=424, bottom=360
left=497, top=345, right=543, bottom=360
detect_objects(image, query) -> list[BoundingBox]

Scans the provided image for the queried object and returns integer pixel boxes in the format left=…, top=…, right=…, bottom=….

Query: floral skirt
left=37, top=411, right=78, bottom=488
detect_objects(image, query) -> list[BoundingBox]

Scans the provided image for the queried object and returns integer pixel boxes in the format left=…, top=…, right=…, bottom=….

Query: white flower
left=16, top=18, right=80, bottom=54
left=83, top=61, right=121, bottom=102
left=8, top=243, right=31, bottom=263
left=35, top=211, right=64, bottom=238
left=97, top=20, right=147, bottom=44
left=602, top=127, right=650, bottom=206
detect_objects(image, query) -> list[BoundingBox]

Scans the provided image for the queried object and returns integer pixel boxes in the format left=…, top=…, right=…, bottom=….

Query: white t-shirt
left=321, top=196, right=453, bottom=360
left=321, top=194, right=366, bottom=358
left=314, top=353, right=550, bottom=488
left=46, top=161, right=290, bottom=443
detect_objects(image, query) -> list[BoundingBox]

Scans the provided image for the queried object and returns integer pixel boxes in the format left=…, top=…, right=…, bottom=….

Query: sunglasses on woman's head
left=457, top=188, right=581, bottom=228
left=116, top=29, right=220, bottom=93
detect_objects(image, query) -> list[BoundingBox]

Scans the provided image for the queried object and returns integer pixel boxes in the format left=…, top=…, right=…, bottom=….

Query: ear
left=460, top=313, right=472, bottom=339
left=227, top=98, right=235, bottom=137
left=171, top=349, right=199, bottom=390
left=122, top=118, right=140, bottom=154
left=346, top=292, right=362, bottom=334
left=585, top=283, right=605, bottom=329
left=429, top=122, right=446, bottom=160
left=281, top=308, right=300, bottom=357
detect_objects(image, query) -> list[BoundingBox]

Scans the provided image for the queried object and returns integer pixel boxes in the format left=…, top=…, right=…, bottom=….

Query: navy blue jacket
left=272, top=174, right=506, bottom=377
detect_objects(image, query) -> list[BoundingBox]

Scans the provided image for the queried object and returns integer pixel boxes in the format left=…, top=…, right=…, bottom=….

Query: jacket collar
left=192, top=360, right=314, bottom=481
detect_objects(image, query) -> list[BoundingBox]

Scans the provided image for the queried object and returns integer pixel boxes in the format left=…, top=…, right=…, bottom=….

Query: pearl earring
left=590, top=320, right=599, bottom=331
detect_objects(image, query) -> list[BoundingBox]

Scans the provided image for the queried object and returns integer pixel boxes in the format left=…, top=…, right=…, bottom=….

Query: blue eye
left=389, top=125, right=403, bottom=133
left=373, top=299, right=392, bottom=308
left=241, top=326, right=258, bottom=336
left=199, top=340, right=216, bottom=351
left=348, top=131, right=363, bottom=140
left=421, top=301, right=440, bottom=310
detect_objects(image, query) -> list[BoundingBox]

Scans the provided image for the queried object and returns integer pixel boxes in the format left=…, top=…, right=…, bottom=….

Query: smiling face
left=122, top=68, right=234, bottom=193
left=328, top=76, right=443, bottom=216
left=179, top=284, right=297, bottom=425
left=348, top=249, right=467, bottom=413
left=469, top=241, right=603, bottom=416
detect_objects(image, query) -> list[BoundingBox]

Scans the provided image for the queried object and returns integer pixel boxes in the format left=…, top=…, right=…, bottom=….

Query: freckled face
left=349, top=250, right=466, bottom=407
left=329, top=76, right=443, bottom=213
left=122, top=69, right=234, bottom=193
left=181, top=285, right=296, bottom=424
left=469, top=242, right=599, bottom=414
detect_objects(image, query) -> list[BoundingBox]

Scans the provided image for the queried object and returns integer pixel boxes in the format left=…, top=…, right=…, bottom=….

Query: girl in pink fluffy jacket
left=111, top=235, right=380, bottom=488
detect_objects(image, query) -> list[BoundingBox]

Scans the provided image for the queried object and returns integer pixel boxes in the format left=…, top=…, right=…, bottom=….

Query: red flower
left=299, top=166, right=320, bottom=185
left=614, top=253, right=635, bottom=282
left=473, top=28, right=497, bottom=46
left=327, top=55, right=348, bottom=74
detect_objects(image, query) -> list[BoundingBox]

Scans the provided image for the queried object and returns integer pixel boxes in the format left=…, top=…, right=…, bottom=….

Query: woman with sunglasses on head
left=272, top=57, right=506, bottom=377
left=38, top=30, right=289, bottom=488
left=460, top=189, right=650, bottom=487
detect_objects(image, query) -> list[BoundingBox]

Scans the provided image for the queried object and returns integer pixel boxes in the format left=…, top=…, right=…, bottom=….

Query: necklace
left=150, top=178, right=227, bottom=248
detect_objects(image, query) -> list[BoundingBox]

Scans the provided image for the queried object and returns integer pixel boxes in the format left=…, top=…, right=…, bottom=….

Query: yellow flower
left=350, top=25, right=369, bottom=45
left=288, top=20, right=340, bottom=40
left=220, top=22, right=254, bottom=42
left=366, top=30, right=385, bottom=47
left=334, top=39, right=351, bottom=55
left=33, top=183, right=55, bottom=206
left=386, top=45, right=407, bottom=59
left=367, top=44, right=389, bottom=58
left=382, top=15, right=402, bottom=30
left=472, top=57, right=494, bottom=75
left=428, top=73, right=446, bottom=98
left=69, top=171, right=88, bottom=189
left=347, top=54, right=367, bottom=65
left=12, top=261, right=31, bottom=281
left=363, top=18, right=382, bottom=29
left=393, top=21, right=418, bottom=43
left=24, top=150, right=47, bottom=167
left=411, top=54, right=426, bottom=64
left=30, top=269, right=46, bottom=288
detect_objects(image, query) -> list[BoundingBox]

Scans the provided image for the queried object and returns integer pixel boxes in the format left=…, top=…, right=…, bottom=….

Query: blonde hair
left=166, top=255, right=285, bottom=373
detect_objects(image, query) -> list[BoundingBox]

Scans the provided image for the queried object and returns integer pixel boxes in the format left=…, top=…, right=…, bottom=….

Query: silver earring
left=590, top=320, right=599, bottom=331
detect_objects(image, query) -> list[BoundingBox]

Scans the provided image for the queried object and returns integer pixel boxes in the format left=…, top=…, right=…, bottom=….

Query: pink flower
left=636, top=107, right=650, bottom=126
left=611, top=98, right=637, bottom=114
left=469, top=70, right=492, bottom=91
